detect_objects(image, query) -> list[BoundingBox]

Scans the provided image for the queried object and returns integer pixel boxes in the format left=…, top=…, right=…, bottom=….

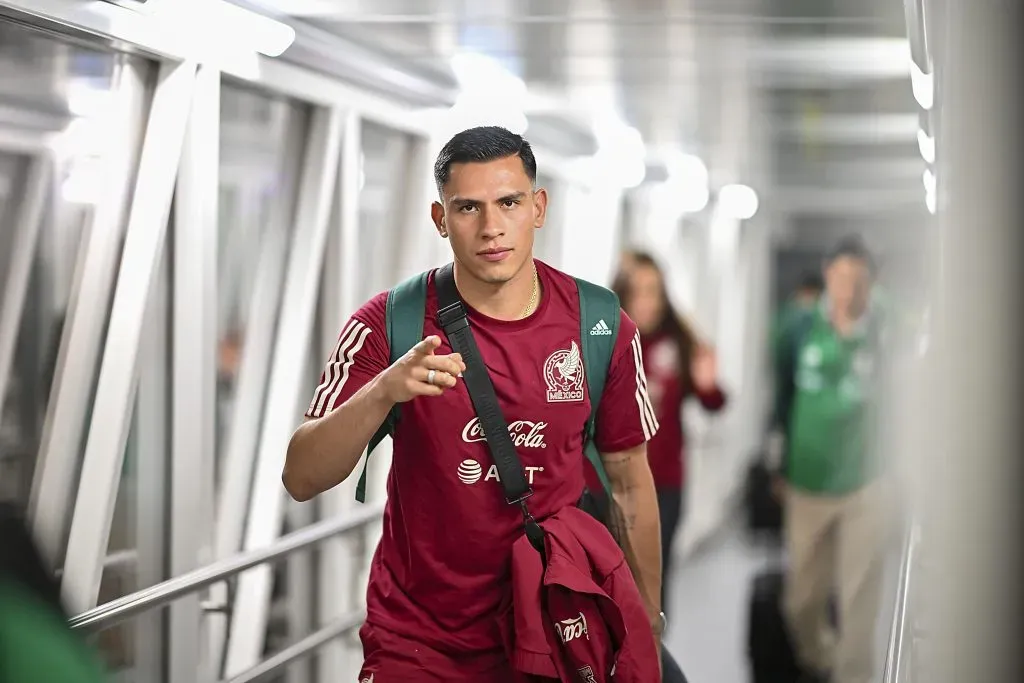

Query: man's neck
left=453, top=259, right=537, bottom=321
left=830, top=307, right=866, bottom=337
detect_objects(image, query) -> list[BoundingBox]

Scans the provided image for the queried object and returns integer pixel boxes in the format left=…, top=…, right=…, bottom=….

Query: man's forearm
left=283, top=377, right=393, bottom=502
left=603, top=457, right=662, bottom=624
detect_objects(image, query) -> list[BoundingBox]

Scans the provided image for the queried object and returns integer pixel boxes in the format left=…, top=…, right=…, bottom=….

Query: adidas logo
left=590, top=319, right=612, bottom=336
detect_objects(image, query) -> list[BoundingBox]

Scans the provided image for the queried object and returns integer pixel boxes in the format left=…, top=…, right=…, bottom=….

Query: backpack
left=353, top=269, right=621, bottom=504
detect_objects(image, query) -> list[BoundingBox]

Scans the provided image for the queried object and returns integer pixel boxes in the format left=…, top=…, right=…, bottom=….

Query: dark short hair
left=798, top=271, right=824, bottom=293
left=826, top=235, right=876, bottom=273
left=433, top=126, right=537, bottom=196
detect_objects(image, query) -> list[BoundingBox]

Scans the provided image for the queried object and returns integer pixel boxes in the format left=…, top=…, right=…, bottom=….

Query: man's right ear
left=430, top=201, right=447, bottom=238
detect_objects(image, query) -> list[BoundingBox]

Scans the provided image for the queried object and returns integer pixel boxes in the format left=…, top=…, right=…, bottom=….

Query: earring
left=440, top=230, right=448, bottom=238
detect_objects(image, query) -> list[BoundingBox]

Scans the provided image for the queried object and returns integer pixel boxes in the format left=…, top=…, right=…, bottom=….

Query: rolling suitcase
left=744, top=455, right=783, bottom=539
left=747, top=568, right=801, bottom=683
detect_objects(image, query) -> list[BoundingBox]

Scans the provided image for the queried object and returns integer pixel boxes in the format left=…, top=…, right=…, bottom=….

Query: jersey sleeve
left=305, top=291, right=390, bottom=419
left=594, top=310, right=660, bottom=453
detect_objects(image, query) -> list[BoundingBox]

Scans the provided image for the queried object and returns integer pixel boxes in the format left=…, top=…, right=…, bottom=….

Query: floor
left=661, top=516, right=899, bottom=683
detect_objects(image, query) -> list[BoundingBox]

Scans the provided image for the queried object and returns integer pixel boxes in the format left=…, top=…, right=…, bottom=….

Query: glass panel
left=0, top=22, right=143, bottom=514
left=0, top=152, right=25, bottom=282
left=95, top=404, right=141, bottom=675
left=358, top=121, right=412, bottom=301
left=0, top=152, right=32, bottom=504
left=97, top=241, right=170, bottom=680
left=215, top=81, right=310, bottom=488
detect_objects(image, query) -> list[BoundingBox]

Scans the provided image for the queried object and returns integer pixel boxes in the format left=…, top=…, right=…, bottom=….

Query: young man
left=284, top=126, right=664, bottom=681
left=771, top=237, right=891, bottom=683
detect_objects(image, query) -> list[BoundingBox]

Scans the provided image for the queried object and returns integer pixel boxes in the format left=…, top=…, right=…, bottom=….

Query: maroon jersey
left=306, top=260, right=658, bottom=658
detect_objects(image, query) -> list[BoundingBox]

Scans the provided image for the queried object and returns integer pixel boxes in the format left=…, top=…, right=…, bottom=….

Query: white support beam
left=776, top=113, right=920, bottom=145
left=60, top=60, right=198, bottom=615
left=2, top=0, right=266, bottom=76
left=318, top=110, right=369, bottom=682
left=774, top=186, right=926, bottom=214
left=169, top=63, right=221, bottom=683
left=779, top=158, right=927, bottom=187
left=752, top=37, right=913, bottom=81
left=223, top=105, right=344, bottom=676
left=29, top=57, right=149, bottom=569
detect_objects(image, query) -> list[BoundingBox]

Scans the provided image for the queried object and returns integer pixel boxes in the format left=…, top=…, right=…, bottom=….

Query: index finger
left=412, top=335, right=442, bottom=355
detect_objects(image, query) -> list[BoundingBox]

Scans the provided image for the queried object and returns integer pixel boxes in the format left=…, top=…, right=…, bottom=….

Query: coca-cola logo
left=461, top=417, right=548, bottom=449
left=556, top=613, right=589, bottom=644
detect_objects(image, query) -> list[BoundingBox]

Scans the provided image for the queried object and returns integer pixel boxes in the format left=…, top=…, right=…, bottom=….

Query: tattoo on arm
left=602, top=450, right=642, bottom=466
left=607, top=494, right=652, bottom=596
left=607, top=496, right=638, bottom=539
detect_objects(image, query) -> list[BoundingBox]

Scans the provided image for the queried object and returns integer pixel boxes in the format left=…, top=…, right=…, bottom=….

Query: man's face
left=431, top=154, right=547, bottom=285
left=825, top=255, right=872, bottom=315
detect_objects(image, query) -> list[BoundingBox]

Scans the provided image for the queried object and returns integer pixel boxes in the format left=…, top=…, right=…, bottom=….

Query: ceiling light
left=917, top=128, right=935, bottom=164
left=446, top=52, right=528, bottom=136
left=909, top=59, right=934, bottom=110
left=719, top=184, right=759, bottom=220
left=665, top=153, right=709, bottom=213
left=145, top=0, right=296, bottom=57
left=923, top=168, right=937, bottom=195
left=589, top=116, right=647, bottom=190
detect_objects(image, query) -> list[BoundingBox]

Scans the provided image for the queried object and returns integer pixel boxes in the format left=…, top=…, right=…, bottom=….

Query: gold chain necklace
left=520, top=267, right=539, bottom=319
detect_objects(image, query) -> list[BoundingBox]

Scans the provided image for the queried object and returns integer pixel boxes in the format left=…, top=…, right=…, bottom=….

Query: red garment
left=306, top=261, right=659, bottom=662
left=358, top=621, right=529, bottom=682
left=501, top=507, right=660, bottom=683
left=584, top=332, right=726, bottom=492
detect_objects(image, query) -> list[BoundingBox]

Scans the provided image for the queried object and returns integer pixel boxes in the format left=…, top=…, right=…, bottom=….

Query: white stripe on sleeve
left=309, top=320, right=371, bottom=416
left=630, top=332, right=659, bottom=440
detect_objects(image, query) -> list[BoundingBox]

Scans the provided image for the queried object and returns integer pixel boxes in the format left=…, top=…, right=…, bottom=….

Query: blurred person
left=587, top=251, right=727, bottom=616
left=766, top=272, right=824, bottom=499
left=771, top=272, right=824, bottom=357
left=770, top=236, right=891, bottom=683
left=285, top=126, right=664, bottom=682
left=0, top=504, right=108, bottom=682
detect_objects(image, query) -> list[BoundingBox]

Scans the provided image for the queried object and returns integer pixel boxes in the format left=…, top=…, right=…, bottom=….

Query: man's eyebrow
left=449, top=191, right=528, bottom=205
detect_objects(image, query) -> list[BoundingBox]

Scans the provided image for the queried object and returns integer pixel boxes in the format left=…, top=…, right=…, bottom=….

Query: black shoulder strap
left=434, top=263, right=544, bottom=551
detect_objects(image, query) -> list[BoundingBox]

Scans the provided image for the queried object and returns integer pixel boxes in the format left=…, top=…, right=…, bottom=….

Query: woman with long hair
left=588, top=250, right=728, bottom=617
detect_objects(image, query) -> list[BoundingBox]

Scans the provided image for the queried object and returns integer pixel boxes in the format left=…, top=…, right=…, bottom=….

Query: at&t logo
left=457, top=459, right=545, bottom=485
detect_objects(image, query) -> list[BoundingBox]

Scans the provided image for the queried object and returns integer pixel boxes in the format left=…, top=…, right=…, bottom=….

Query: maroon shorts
left=358, top=622, right=547, bottom=683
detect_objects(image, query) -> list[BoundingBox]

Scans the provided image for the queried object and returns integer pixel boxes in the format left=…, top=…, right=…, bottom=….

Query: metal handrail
left=882, top=521, right=919, bottom=683
left=223, top=611, right=364, bottom=683
left=69, top=502, right=385, bottom=632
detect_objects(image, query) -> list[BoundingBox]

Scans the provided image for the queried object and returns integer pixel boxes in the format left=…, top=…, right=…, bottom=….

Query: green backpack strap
left=575, top=277, right=621, bottom=498
left=354, top=270, right=429, bottom=503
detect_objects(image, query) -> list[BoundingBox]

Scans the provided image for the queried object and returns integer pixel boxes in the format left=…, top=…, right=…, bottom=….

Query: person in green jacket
left=769, top=236, right=893, bottom=683
left=771, top=271, right=824, bottom=359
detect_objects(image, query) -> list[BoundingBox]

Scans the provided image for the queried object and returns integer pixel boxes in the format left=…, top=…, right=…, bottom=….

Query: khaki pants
left=783, top=479, right=891, bottom=683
